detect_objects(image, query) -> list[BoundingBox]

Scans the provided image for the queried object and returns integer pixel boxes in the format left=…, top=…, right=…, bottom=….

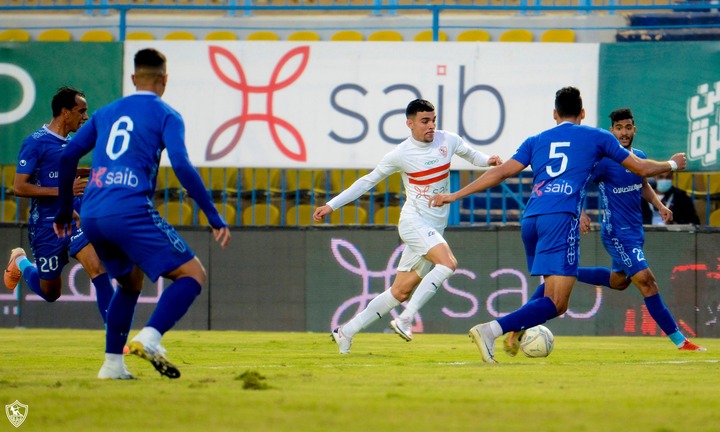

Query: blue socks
left=92, top=274, right=114, bottom=324
left=577, top=266, right=611, bottom=287
left=498, top=296, right=558, bottom=333
left=18, top=262, right=46, bottom=300
left=106, top=287, right=140, bottom=354
left=146, top=277, right=202, bottom=335
left=529, top=283, right=545, bottom=302
left=644, top=293, right=684, bottom=345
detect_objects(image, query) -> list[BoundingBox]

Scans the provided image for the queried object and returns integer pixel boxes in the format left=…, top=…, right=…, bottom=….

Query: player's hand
left=212, top=226, right=231, bottom=249
left=53, top=210, right=80, bottom=238
left=73, top=176, right=88, bottom=196
left=313, top=205, right=332, bottom=222
left=428, top=193, right=455, bottom=208
left=579, top=212, right=591, bottom=234
left=488, top=155, right=503, bottom=166
left=669, top=153, right=687, bottom=171
left=660, top=206, right=673, bottom=224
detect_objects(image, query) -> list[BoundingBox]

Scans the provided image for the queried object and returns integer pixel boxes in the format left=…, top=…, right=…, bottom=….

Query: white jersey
left=327, top=130, right=492, bottom=227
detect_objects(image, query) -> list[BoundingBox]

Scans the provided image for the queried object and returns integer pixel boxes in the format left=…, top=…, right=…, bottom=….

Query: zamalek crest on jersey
left=5, top=400, right=28, bottom=428
left=439, top=145, right=448, bottom=158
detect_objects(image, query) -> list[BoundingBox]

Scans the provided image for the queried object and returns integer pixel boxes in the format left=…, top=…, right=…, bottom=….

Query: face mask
left=656, top=179, right=672, bottom=193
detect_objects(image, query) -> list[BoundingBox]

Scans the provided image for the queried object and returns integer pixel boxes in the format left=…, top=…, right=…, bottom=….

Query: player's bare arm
left=429, top=159, right=525, bottom=208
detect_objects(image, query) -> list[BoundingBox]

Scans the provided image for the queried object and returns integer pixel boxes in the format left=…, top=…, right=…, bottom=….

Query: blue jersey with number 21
left=512, top=122, right=631, bottom=218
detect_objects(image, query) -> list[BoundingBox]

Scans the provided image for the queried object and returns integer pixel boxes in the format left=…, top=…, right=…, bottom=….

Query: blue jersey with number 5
left=512, top=122, right=630, bottom=218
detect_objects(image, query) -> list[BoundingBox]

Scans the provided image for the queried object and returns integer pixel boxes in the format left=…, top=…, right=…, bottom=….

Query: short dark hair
left=406, top=99, right=435, bottom=118
left=554, top=86, right=583, bottom=118
left=134, top=48, right=167, bottom=73
left=51, top=86, right=84, bottom=117
left=609, top=108, right=634, bottom=126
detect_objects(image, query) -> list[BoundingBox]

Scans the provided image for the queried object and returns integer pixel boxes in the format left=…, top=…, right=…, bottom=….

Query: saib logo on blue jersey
left=542, top=179, right=573, bottom=196
left=89, top=166, right=140, bottom=188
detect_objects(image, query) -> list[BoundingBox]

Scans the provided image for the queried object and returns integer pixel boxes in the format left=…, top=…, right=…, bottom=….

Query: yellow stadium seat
left=499, top=29, right=533, bottom=42
left=156, top=201, right=194, bottom=226
left=540, top=29, right=575, bottom=43
left=288, top=30, right=320, bottom=41
left=330, top=30, right=364, bottom=41
left=198, top=202, right=237, bottom=226
left=373, top=205, right=401, bottom=225
left=0, top=29, right=31, bottom=42
left=205, top=30, right=237, bottom=40
left=413, top=29, right=448, bottom=42
left=456, top=29, right=491, bottom=42
left=330, top=206, right=368, bottom=225
left=80, top=30, right=114, bottom=42
left=38, top=29, right=72, bottom=42
left=2, top=166, right=15, bottom=195
left=247, top=31, right=280, bottom=41
left=155, top=167, right=182, bottom=192
left=284, top=169, right=326, bottom=197
left=368, top=30, right=403, bottom=42
left=164, top=31, right=195, bottom=40
left=126, top=31, right=155, bottom=40
left=709, top=209, right=720, bottom=227
left=286, top=204, right=316, bottom=226
left=241, top=168, right=282, bottom=197
left=373, top=173, right=403, bottom=198
left=198, top=167, right=239, bottom=194
left=1, top=200, right=18, bottom=223
left=242, top=203, right=280, bottom=226
left=330, top=169, right=371, bottom=194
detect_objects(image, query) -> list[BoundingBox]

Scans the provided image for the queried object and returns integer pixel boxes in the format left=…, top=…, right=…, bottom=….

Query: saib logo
left=541, top=179, right=573, bottom=196
left=206, top=45, right=310, bottom=163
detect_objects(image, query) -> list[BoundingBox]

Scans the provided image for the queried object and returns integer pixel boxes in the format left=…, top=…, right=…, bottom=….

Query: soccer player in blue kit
left=573, top=108, right=705, bottom=351
left=4, top=87, right=114, bottom=324
left=428, top=87, right=687, bottom=363
left=54, top=48, right=231, bottom=379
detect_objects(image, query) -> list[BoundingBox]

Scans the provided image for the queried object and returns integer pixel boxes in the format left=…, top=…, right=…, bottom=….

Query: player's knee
left=611, top=279, right=631, bottom=291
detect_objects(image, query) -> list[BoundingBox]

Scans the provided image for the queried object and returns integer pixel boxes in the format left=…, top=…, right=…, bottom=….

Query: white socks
left=398, top=264, right=454, bottom=321
left=342, top=289, right=400, bottom=338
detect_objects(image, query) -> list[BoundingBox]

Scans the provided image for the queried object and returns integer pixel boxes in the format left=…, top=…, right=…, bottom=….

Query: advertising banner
left=599, top=42, right=720, bottom=172
left=124, top=41, right=599, bottom=169
left=0, top=42, right=123, bottom=165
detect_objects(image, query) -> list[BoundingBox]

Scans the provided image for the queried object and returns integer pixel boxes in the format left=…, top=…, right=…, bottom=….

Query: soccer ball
left=520, top=325, right=554, bottom=358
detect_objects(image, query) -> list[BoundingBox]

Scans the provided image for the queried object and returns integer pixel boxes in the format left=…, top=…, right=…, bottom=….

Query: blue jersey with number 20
left=512, top=122, right=631, bottom=218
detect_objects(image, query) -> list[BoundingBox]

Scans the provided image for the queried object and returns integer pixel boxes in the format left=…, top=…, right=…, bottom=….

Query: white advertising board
left=124, top=41, right=599, bottom=169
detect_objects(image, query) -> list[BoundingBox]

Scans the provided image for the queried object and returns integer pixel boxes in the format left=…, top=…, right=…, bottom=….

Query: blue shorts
left=521, top=213, right=579, bottom=277
left=601, top=233, right=648, bottom=279
left=80, top=210, right=196, bottom=282
left=28, top=224, right=91, bottom=280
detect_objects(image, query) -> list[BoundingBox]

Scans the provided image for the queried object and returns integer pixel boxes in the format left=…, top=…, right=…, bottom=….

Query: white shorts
left=397, top=215, right=447, bottom=278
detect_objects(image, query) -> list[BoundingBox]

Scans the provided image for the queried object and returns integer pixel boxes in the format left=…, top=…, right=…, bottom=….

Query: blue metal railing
left=2, top=2, right=720, bottom=41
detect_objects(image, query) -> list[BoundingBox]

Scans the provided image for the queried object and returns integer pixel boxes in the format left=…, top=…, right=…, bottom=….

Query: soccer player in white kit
left=313, top=99, right=502, bottom=354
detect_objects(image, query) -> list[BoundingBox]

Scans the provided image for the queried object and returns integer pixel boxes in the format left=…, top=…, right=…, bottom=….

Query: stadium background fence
left=1, top=225, right=718, bottom=338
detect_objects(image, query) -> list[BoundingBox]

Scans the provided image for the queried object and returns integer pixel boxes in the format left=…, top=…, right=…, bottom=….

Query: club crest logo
left=5, top=400, right=28, bottom=428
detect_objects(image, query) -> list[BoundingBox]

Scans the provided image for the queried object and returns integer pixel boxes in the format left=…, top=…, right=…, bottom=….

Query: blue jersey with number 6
left=512, top=122, right=630, bottom=218
left=62, top=91, right=225, bottom=231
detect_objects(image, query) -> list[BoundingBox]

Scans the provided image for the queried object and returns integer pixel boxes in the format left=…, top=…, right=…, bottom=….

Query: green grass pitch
left=0, top=329, right=718, bottom=432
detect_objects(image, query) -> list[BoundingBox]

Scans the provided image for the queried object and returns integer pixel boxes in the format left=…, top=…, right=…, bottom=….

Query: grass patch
left=0, top=329, right=718, bottom=431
